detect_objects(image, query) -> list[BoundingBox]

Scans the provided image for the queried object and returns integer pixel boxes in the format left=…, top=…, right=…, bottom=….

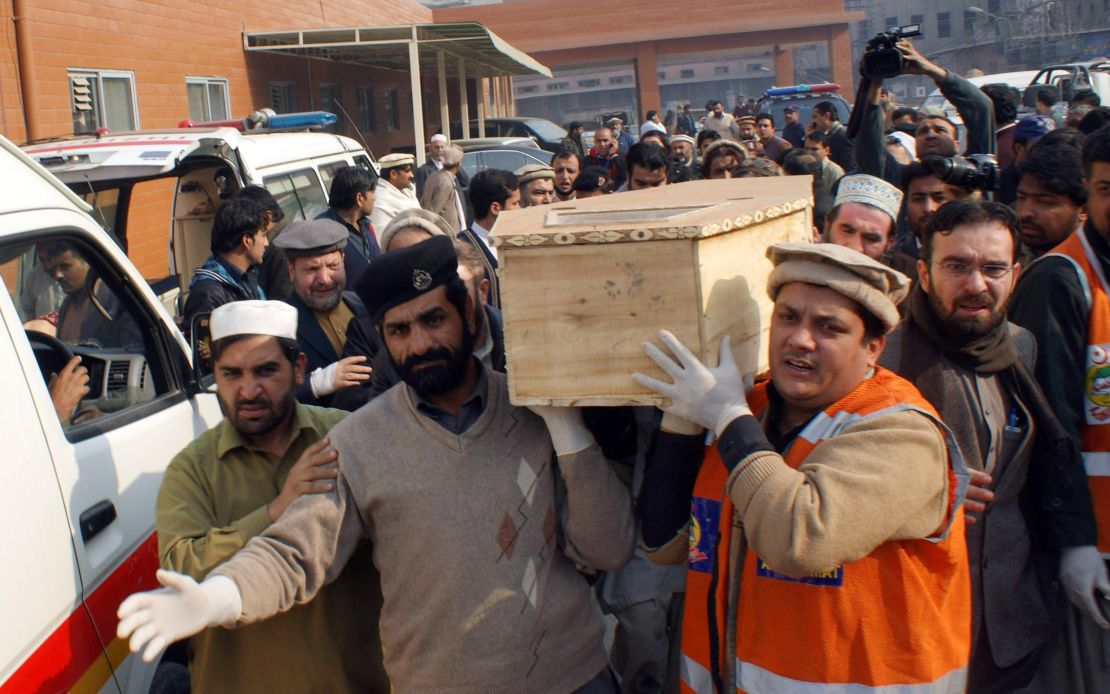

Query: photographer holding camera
left=854, top=33, right=996, bottom=190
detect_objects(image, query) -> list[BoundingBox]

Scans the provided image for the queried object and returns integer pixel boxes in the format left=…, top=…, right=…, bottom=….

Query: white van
left=21, top=112, right=375, bottom=315
left=0, top=135, right=223, bottom=691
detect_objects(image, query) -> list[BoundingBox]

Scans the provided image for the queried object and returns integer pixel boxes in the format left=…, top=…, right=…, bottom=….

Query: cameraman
left=854, top=39, right=996, bottom=188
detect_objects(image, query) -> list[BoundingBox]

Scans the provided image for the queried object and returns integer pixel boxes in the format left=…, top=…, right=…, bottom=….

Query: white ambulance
left=0, top=135, right=224, bottom=691
left=21, top=110, right=376, bottom=315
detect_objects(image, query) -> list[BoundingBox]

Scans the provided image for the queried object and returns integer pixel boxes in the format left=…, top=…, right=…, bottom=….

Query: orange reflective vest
left=680, top=367, right=971, bottom=693
left=1045, top=230, right=1110, bottom=556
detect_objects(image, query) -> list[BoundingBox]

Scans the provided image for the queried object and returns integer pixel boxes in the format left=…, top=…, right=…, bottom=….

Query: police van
left=0, top=134, right=225, bottom=691
left=21, top=109, right=375, bottom=316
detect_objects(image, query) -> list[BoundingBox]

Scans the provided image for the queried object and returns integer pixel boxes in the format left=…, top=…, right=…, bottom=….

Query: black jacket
left=182, top=256, right=264, bottom=337
left=286, top=290, right=368, bottom=406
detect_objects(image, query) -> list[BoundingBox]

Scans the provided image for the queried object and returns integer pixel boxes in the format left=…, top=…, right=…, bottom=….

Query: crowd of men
left=99, top=35, right=1110, bottom=694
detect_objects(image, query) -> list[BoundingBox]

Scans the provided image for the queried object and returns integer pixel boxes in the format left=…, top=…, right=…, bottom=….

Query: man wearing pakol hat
left=118, top=236, right=635, bottom=694
left=516, top=163, right=556, bottom=207
left=151, top=300, right=387, bottom=693
left=370, top=153, right=421, bottom=232
left=419, top=143, right=467, bottom=233
left=824, top=173, right=917, bottom=278
left=273, top=219, right=373, bottom=406
left=734, top=115, right=764, bottom=158
left=608, top=116, right=635, bottom=158
left=878, top=200, right=1094, bottom=692
left=634, top=242, right=971, bottom=693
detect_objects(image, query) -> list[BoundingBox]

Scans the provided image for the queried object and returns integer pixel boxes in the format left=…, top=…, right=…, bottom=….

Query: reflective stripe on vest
left=681, top=368, right=971, bottom=692
left=735, top=658, right=969, bottom=694
left=1044, top=230, right=1110, bottom=557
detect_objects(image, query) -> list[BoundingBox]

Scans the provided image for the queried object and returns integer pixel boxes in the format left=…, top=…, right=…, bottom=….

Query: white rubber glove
left=633, top=331, right=751, bottom=437
left=527, top=405, right=594, bottom=456
left=116, top=570, right=243, bottom=662
left=1059, top=546, right=1110, bottom=629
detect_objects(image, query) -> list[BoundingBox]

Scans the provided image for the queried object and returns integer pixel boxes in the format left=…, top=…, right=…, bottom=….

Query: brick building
left=433, top=0, right=862, bottom=125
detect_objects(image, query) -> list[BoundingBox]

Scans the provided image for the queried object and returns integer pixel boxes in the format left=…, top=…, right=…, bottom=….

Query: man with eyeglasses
left=878, top=199, right=1091, bottom=692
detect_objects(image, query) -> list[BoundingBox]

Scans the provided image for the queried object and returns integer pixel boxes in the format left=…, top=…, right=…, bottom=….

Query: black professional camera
left=861, top=24, right=922, bottom=79
left=924, top=154, right=1001, bottom=192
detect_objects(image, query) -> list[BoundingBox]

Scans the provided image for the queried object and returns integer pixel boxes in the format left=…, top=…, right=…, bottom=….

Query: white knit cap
left=210, top=300, right=298, bottom=342
left=834, top=174, right=904, bottom=224
left=430, top=133, right=448, bottom=144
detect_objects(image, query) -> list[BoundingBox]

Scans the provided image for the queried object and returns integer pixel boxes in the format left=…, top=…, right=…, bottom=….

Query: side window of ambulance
left=262, top=169, right=329, bottom=223
left=1, top=236, right=178, bottom=440
left=352, top=155, right=372, bottom=171
left=318, top=160, right=349, bottom=193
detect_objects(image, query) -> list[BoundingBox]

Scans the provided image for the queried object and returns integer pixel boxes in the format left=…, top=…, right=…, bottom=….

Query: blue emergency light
left=260, top=111, right=337, bottom=130
left=764, top=84, right=841, bottom=97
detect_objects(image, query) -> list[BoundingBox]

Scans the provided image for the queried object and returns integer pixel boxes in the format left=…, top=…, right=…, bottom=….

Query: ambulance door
left=0, top=255, right=118, bottom=692
left=1, top=213, right=223, bottom=691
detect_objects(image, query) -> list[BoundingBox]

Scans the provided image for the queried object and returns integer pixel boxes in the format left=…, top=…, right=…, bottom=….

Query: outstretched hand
left=633, top=331, right=751, bottom=436
left=117, top=570, right=242, bottom=662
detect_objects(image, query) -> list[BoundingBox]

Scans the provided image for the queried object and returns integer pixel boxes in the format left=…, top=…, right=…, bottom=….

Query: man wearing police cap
left=153, top=300, right=387, bottom=693
left=273, top=219, right=373, bottom=406
left=635, top=243, right=971, bottom=692
left=119, top=236, right=635, bottom=694
left=370, top=153, right=421, bottom=232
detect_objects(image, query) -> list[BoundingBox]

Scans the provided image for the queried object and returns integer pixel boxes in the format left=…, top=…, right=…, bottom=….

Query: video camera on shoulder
left=923, top=154, right=1001, bottom=192
left=862, top=24, right=922, bottom=79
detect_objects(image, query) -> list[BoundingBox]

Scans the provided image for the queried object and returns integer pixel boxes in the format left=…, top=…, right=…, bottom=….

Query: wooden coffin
left=490, top=177, right=814, bottom=406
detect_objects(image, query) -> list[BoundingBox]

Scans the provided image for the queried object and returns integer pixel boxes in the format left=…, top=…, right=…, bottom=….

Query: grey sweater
left=213, top=370, right=635, bottom=693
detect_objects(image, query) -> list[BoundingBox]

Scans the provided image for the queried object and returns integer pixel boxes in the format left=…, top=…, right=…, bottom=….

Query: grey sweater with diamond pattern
left=213, top=370, right=635, bottom=694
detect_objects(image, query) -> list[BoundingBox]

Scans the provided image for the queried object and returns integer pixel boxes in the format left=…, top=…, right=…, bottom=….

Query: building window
left=384, top=89, right=400, bottom=131
left=608, top=76, right=631, bottom=85
left=963, top=9, right=977, bottom=35
left=518, top=85, right=539, bottom=94
left=547, top=81, right=570, bottom=91
left=186, top=77, right=230, bottom=123
left=988, top=0, right=1000, bottom=13
left=578, top=78, right=601, bottom=88
left=658, top=71, right=666, bottom=80
left=910, top=15, right=924, bottom=37
left=356, top=87, right=376, bottom=133
left=319, top=84, right=342, bottom=132
left=680, top=69, right=695, bottom=79
left=269, top=81, right=297, bottom=113
left=715, top=66, right=730, bottom=75
left=68, top=69, right=138, bottom=135
left=884, top=16, right=897, bottom=31
left=746, top=64, right=764, bottom=72
left=937, top=12, right=950, bottom=38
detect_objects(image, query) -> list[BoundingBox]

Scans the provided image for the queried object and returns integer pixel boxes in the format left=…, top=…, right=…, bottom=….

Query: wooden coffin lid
left=490, top=177, right=813, bottom=248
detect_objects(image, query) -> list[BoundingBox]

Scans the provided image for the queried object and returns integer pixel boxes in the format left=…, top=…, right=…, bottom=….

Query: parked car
left=451, top=117, right=568, bottom=153
left=754, top=84, right=852, bottom=137
left=0, top=134, right=224, bottom=692
left=459, top=144, right=554, bottom=180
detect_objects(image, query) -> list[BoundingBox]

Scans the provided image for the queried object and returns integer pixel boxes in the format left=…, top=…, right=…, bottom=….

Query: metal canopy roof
left=243, top=22, right=552, bottom=78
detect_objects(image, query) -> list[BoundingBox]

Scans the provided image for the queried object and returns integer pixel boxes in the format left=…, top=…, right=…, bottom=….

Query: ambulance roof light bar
left=763, top=84, right=842, bottom=98
left=178, top=109, right=338, bottom=132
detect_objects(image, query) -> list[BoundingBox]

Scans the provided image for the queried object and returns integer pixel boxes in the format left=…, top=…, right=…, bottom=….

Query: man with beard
left=370, top=153, right=421, bottom=232
left=119, top=236, right=635, bottom=694
left=1008, top=128, right=1110, bottom=693
left=855, top=39, right=994, bottom=187
left=879, top=200, right=1088, bottom=692
left=153, top=300, right=387, bottom=692
left=1015, top=144, right=1087, bottom=259
left=552, top=150, right=580, bottom=202
left=273, top=219, right=372, bottom=406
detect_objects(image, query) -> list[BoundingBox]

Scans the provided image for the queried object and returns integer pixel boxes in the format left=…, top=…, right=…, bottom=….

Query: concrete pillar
left=492, top=75, right=502, bottom=117
left=408, top=32, right=426, bottom=167
left=507, top=78, right=516, bottom=117
left=635, top=43, right=660, bottom=120
left=774, top=45, right=794, bottom=87
left=437, top=50, right=449, bottom=138
left=828, top=23, right=855, bottom=95
left=459, top=57, right=470, bottom=139
left=478, top=76, right=487, bottom=136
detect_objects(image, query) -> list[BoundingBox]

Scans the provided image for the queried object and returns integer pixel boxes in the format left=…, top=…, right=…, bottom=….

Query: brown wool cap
left=766, top=242, right=910, bottom=333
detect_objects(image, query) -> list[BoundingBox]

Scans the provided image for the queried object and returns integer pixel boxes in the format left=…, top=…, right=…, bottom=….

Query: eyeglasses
left=931, top=260, right=1014, bottom=280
